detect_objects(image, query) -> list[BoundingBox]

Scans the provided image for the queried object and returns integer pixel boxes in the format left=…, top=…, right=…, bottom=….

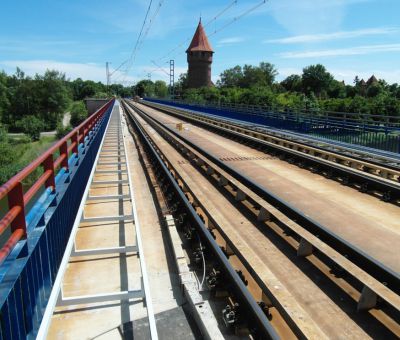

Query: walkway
left=43, top=102, right=157, bottom=339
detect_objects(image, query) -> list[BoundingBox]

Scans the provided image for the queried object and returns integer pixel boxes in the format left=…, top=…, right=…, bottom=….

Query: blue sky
left=1, top=0, right=399, bottom=85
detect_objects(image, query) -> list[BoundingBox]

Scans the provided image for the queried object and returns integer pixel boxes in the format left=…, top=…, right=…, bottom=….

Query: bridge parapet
left=147, top=98, right=400, bottom=153
left=0, top=98, right=114, bottom=338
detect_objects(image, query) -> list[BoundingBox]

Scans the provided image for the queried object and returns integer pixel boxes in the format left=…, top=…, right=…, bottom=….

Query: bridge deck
left=136, top=102, right=400, bottom=274
left=129, top=105, right=375, bottom=338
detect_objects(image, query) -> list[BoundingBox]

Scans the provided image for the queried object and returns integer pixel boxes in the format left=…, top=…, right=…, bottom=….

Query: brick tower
left=186, top=19, right=214, bottom=88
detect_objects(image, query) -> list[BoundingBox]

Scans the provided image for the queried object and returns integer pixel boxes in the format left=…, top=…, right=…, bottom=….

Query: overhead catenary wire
left=204, top=0, right=237, bottom=28
left=136, top=0, right=165, bottom=53
left=150, top=60, right=170, bottom=76
left=209, top=0, right=267, bottom=38
left=110, top=60, right=128, bottom=77
left=114, top=0, right=166, bottom=84
left=125, top=0, right=154, bottom=67
left=112, top=0, right=154, bottom=83
left=120, top=0, right=165, bottom=82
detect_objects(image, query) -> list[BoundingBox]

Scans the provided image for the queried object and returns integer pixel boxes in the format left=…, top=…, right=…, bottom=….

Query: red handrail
left=0, top=98, right=114, bottom=265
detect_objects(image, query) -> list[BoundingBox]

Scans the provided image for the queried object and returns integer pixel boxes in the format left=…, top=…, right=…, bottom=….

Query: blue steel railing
left=0, top=99, right=114, bottom=339
left=146, top=98, right=400, bottom=153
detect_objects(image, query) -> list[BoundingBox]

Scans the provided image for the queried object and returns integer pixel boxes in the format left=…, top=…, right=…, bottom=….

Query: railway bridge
left=0, top=98, right=399, bottom=339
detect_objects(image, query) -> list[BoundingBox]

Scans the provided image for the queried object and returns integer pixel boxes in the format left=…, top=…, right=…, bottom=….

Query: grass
left=16, top=136, right=56, bottom=167
left=1, top=135, right=57, bottom=187
left=0, top=135, right=57, bottom=215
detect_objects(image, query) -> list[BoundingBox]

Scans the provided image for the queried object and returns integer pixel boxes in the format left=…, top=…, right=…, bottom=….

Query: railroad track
left=154, top=104, right=400, bottom=169
left=143, top=100, right=400, bottom=203
left=122, top=99, right=400, bottom=339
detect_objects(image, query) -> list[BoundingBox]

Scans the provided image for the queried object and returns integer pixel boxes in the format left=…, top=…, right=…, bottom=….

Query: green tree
left=345, top=85, right=357, bottom=98
left=369, top=94, right=387, bottom=115
left=174, top=73, right=188, bottom=96
left=93, top=92, right=109, bottom=99
left=302, top=64, right=334, bottom=97
left=366, top=83, right=383, bottom=98
left=16, top=115, right=44, bottom=141
left=109, top=84, right=125, bottom=96
left=4, top=68, right=40, bottom=128
left=240, top=62, right=277, bottom=88
left=259, top=62, right=278, bottom=86
left=304, top=92, right=320, bottom=111
left=218, top=65, right=243, bottom=87
left=0, top=72, right=10, bottom=123
left=219, top=87, right=242, bottom=103
left=70, top=79, right=107, bottom=100
left=218, top=62, right=277, bottom=89
left=135, top=80, right=155, bottom=97
left=70, top=101, right=88, bottom=127
left=154, top=80, right=168, bottom=98
left=281, top=74, right=302, bottom=92
left=384, top=96, right=400, bottom=116
left=349, top=95, right=369, bottom=114
left=328, top=80, right=347, bottom=98
left=35, top=70, right=70, bottom=130
left=275, top=92, right=305, bottom=110
left=238, top=86, right=275, bottom=106
left=182, top=88, right=206, bottom=104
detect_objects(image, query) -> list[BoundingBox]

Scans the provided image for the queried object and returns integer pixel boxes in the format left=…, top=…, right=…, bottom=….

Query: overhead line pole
left=169, top=60, right=174, bottom=99
left=106, top=62, right=111, bottom=96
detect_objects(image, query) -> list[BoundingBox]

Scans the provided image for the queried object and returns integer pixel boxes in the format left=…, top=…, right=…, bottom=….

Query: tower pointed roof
left=186, top=20, right=213, bottom=53
left=367, top=75, right=378, bottom=86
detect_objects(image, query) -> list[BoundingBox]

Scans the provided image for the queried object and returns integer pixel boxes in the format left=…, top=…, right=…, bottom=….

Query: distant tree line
left=1, top=63, right=398, bottom=140
left=172, top=63, right=400, bottom=117
left=0, top=67, right=167, bottom=184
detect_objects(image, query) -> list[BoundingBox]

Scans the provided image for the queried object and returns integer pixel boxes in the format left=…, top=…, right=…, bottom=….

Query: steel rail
left=126, top=100, right=400, bottom=296
left=121, top=101, right=280, bottom=339
left=142, top=101, right=400, bottom=201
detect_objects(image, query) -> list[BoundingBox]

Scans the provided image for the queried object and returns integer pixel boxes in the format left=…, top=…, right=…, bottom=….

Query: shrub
left=0, top=125, right=8, bottom=143
left=56, top=123, right=73, bottom=139
left=16, top=115, right=44, bottom=141
left=0, top=142, right=20, bottom=184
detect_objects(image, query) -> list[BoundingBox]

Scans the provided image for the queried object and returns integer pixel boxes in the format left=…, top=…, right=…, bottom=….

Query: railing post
left=79, top=127, right=85, bottom=145
left=59, top=141, right=69, bottom=170
left=8, top=183, right=27, bottom=238
left=72, top=132, right=78, bottom=154
left=43, top=154, right=56, bottom=191
left=84, top=127, right=88, bottom=141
